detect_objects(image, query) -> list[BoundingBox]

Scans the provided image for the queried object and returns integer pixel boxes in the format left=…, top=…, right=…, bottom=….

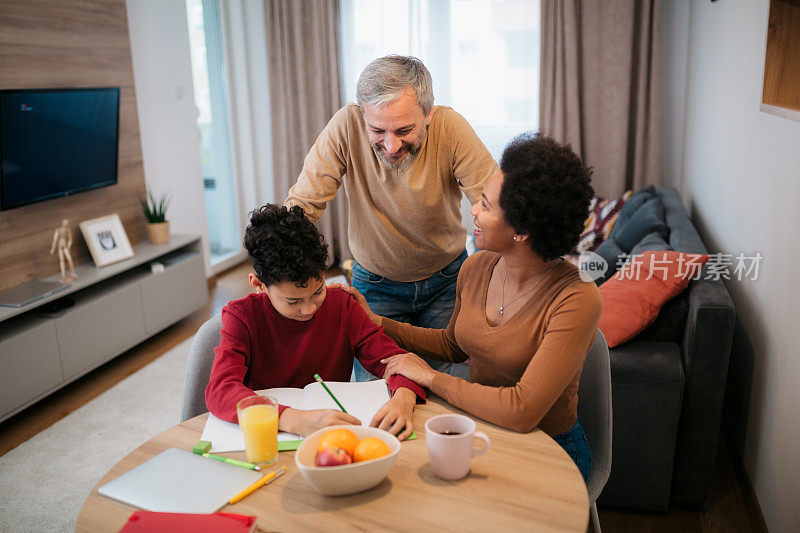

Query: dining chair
left=577, top=330, right=613, bottom=532
left=180, top=315, right=222, bottom=423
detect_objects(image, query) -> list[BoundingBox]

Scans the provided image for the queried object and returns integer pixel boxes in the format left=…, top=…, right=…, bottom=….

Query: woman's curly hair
left=499, top=132, right=594, bottom=261
left=244, top=204, right=329, bottom=286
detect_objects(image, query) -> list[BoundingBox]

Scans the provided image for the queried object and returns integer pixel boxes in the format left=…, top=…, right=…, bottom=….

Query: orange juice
left=237, top=397, right=279, bottom=465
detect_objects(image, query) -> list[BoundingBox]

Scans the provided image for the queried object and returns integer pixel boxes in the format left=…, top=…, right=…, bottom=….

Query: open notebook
left=201, top=379, right=403, bottom=453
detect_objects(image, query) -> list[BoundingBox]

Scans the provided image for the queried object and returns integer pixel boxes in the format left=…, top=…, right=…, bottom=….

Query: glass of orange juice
left=236, top=395, right=279, bottom=466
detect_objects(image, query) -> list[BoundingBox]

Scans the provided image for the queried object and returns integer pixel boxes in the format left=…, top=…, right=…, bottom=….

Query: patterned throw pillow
left=573, top=191, right=632, bottom=254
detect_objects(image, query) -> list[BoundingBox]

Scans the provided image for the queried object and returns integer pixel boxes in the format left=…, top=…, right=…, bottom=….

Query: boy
left=205, top=204, right=425, bottom=439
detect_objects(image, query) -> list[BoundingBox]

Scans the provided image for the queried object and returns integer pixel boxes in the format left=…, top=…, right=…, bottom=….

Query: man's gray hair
left=356, top=55, right=434, bottom=116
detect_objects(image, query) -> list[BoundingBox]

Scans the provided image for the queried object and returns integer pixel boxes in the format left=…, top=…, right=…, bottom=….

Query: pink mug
left=425, top=414, right=490, bottom=480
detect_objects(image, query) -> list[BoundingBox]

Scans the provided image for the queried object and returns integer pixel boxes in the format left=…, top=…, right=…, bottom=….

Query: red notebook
left=119, top=511, right=257, bottom=533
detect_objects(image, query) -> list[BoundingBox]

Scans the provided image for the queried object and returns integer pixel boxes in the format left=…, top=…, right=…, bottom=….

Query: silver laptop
left=98, top=448, right=263, bottom=513
left=0, top=281, right=69, bottom=308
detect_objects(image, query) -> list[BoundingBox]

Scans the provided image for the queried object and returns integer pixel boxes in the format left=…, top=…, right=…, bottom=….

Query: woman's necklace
left=499, top=259, right=562, bottom=315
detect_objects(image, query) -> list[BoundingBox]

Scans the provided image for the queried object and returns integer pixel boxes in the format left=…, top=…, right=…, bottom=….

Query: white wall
left=658, top=0, right=690, bottom=193
left=125, top=0, right=212, bottom=277
left=663, top=1, right=800, bottom=530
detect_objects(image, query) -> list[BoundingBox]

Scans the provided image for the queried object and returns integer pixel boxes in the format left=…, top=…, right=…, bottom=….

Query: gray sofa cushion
left=614, top=184, right=657, bottom=230
left=612, top=197, right=669, bottom=251
left=593, top=219, right=671, bottom=287
left=593, top=238, right=625, bottom=285
left=593, top=193, right=669, bottom=286
left=630, top=231, right=672, bottom=256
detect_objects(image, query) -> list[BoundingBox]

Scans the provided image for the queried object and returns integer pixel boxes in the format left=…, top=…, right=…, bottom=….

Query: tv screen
left=0, top=87, right=120, bottom=211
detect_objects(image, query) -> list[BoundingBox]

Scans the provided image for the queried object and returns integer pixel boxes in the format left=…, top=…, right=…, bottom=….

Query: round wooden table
left=77, top=399, right=589, bottom=532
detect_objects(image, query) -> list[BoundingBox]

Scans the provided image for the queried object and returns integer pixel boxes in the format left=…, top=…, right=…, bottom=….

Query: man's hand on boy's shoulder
left=279, top=407, right=361, bottom=437
left=370, top=387, right=416, bottom=441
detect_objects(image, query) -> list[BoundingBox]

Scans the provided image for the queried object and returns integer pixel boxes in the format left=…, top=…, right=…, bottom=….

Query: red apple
left=315, top=446, right=353, bottom=467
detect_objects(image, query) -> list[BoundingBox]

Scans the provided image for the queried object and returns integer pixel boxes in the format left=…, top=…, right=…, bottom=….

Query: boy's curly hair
left=244, top=204, right=329, bottom=286
left=499, top=132, right=594, bottom=261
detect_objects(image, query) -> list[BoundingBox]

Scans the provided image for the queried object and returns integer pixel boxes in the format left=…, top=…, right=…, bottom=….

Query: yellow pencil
left=228, top=466, right=286, bottom=504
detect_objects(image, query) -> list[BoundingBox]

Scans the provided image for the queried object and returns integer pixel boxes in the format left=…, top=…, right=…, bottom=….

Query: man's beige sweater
left=286, top=103, right=497, bottom=282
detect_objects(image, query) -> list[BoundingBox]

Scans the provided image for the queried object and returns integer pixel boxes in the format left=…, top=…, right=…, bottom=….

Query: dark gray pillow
left=593, top=237, right=625, bottom=285
left=612, top=197, right=669, bottom=251
left=613, top=184, right=657, bottom=232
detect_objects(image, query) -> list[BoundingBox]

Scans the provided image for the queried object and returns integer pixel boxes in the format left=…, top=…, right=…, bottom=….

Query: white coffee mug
left=425, top=414, right=490, bottom=480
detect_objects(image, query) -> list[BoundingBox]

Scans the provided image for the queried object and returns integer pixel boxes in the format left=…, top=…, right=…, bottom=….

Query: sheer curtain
left=339, top=0, right=540, bottom=229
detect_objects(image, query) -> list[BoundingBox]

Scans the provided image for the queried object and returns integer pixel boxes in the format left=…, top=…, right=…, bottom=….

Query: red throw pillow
left=599, top=251, right=709, bottom=347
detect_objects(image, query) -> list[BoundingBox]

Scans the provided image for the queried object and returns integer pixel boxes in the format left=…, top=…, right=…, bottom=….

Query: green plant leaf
left=140, top=190, right=168, bottom=223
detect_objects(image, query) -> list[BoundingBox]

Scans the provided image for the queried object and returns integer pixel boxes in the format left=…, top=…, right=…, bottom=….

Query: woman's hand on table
left=279, top=407, right=361, bottom=437
left=381, top=352, right=437, bottom=388
left=370, top=387, right=416, bottom=440
left=327, top=283, right=382, bottom=326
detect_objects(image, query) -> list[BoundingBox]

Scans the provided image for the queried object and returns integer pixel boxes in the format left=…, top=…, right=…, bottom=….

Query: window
left=339, top=0, right=541, bottom=161
left=186, top=0, right=241, bottom=264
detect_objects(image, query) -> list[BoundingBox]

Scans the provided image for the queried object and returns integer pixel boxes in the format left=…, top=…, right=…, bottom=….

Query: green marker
left=192, top=440, right=260, bottom=470
left=202, top=453, right=261, bottom=471
left=314, top=373, right=348, bottom=413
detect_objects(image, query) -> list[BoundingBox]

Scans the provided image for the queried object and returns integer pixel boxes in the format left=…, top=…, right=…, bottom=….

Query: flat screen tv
left=0, top=87, right=120, bottom=211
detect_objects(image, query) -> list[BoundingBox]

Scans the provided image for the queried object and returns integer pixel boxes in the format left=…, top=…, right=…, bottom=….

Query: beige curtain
left=264, top=0, right=351, bottom=262
left=539, top=0, right=661, bottom=198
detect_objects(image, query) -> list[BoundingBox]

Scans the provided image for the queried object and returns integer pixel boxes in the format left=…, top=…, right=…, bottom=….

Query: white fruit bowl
left=294, top=425, right=400, bottom=497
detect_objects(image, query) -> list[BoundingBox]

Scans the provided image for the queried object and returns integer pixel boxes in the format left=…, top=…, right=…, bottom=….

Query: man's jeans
left=351, top=250, right=470, bottom=382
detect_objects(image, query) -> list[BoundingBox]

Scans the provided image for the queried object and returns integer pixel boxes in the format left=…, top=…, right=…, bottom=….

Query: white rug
left=0, top=337, right=193, bottom=533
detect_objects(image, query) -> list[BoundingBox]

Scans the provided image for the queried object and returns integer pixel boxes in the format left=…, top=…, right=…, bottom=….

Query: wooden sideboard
left=0, top=235, right=207, bottom=422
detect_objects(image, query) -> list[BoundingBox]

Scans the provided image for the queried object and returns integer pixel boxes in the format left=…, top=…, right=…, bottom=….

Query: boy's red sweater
left=205, top=288, right=426, bottom=423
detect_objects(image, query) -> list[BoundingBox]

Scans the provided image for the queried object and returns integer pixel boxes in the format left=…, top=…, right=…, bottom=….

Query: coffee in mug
left=425, top=414, right=489, bottom=480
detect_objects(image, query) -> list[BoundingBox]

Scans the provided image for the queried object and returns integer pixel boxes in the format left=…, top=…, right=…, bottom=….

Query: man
left=285, top=55, right=497, bottom=381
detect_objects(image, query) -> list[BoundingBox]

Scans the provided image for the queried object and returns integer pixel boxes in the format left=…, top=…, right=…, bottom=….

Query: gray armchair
left=180, top=315, right=222, bottom=423
left=578, top=331, right=612, bottom=532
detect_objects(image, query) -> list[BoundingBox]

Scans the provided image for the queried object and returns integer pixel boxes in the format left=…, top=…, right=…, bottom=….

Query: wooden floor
left=0, top=260, right=763, bottom=532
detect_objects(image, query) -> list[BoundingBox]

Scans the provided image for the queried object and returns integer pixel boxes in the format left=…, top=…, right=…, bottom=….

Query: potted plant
left=140, top=191, right=170, bottom=245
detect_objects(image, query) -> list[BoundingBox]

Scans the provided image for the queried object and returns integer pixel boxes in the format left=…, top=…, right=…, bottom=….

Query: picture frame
left=79, top=214, right=135, bottom=267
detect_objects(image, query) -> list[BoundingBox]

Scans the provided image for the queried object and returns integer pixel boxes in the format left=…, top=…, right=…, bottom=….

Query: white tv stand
left=0, top=235, right=208, bottom=423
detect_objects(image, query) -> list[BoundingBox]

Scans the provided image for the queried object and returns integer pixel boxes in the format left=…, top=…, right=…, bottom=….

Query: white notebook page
left=303, top=379, right=391, bottom=427
left=200, top=380, right=392, bottom=453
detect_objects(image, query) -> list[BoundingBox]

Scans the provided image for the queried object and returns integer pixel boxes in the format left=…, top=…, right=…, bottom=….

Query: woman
left=339, top=132, right=600, bottom=480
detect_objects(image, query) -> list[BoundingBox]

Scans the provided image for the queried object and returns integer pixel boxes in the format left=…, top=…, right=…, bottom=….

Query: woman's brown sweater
left=382, top=251, right=602, bottom=436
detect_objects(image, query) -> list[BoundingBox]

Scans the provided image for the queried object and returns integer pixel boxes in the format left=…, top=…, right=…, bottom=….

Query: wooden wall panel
left=0, top=0, right=147, bottom=291
left=761, top=0, right=800, bottom=122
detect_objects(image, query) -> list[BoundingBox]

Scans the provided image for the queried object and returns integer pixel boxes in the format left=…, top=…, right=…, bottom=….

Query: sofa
left=589, top=186, right=736, bottom=512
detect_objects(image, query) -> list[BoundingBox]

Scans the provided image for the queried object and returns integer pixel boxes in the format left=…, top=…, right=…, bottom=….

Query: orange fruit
left=353, top=437, right=391, bottom=462
left=318, top=428, right=360, bottom=456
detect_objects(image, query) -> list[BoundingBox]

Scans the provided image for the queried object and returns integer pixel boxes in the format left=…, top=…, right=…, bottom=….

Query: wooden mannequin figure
left=50, top=219, right=78, bottom=283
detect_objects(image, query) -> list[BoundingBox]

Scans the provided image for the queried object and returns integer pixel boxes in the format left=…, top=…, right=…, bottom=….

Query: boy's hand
left=369, top=387, right=416, bottom=440
left=280, top=407, right=361, bottom=437
left=328, top=283, right=381, bottom=325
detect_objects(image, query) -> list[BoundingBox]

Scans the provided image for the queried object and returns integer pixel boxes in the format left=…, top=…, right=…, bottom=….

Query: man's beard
left=374, top=126, right=427, bottom=172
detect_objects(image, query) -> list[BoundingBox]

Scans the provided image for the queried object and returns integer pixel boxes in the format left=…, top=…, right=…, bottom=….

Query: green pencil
left=313, top=373, right=348, bottom=413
